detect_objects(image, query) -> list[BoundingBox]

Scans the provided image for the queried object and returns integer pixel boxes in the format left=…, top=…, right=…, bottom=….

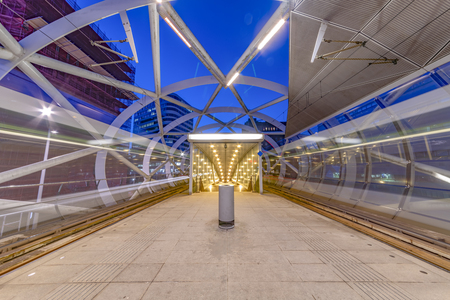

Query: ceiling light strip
left=164, top=17, right=191, bottom=48
left=227, top=72, right=240, bottom=86
left=258, top=19, right=285, bottom=50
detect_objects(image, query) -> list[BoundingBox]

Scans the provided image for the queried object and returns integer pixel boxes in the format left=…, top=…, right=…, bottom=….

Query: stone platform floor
left=0, top=191, right=449, bottom=299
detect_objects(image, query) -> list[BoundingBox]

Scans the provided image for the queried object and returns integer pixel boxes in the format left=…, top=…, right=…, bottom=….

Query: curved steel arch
left=161, top=76, right=219, bottom=96
left=163, top=112, right=199, bottom=133
left=105, top=96, right=155, bottom=138
left=161, top=106, right=283, bottom=135
left=160, top=75, right=288, bottom=98
left=195, top=123, right=256, bottom=133
left=170, top=136, right=188, bottom=155
left=252, top=112, right=286, bottom=132
left=0, top=0, right=156, bottom=80
left=234, top=76, right=288, bottom=96
left=0, top=0, right=289, bottom=138
left=205, top=107, right=246, bottom=114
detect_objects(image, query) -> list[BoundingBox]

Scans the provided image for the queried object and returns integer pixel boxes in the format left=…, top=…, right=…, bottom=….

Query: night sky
left=77, top=0, right=289, bottom=131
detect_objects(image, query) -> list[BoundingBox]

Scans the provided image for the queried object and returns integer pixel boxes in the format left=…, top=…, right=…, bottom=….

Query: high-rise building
left=0, top=0, right=138, bottom=116
left=0, top=0, right=139, bottom=200
left=133, top=94, right=193, bottom=151
left=244, top=118, right=286, bottom=150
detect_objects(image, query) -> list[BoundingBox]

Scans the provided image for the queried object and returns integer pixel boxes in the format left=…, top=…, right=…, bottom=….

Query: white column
left=33, top=129, right=51, bottom=229
left=259, top=142, right=263, bottom=194
left=189, top=143, right=193, bottom=195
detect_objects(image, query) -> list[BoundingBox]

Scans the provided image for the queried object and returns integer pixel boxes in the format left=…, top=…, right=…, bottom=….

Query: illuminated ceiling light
left=235, top=150, right=238, bottom=153
left=51, top=130, right=58, bottom=134
left=40, top=107, right=52, bottom=116
left=237, top=145, right=241, bottom=148
left=258, top=19, right=285, bottom=50
left=210, top=145, right=214, bottom=148
left=164, top=17, right=191, bottom=48
left=227, top=72, right=240, bottom=86
left=233, top=154, right=236, bottom=157
left=156, top=0, right=162, bottom=2
left=213, top=150, right=216, bottom=153
left=188, top=133, right=264, bottom=141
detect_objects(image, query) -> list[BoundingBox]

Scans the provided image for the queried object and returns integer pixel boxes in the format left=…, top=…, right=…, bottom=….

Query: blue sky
left=77, top=0, right=289, bottom=129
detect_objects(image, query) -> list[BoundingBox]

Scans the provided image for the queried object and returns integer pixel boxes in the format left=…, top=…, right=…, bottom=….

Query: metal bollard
left=218, top=185, right=234, bottom=229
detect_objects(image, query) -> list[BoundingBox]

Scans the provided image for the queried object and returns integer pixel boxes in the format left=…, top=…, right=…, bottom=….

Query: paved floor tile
left=93, top=282, right=149, bottom=300
left=154, top=263, right=227, bottom=282
left=368, top=263, right=448, bottom=283
left=282, top=250, right=323, bottom=264
left=228, top=263, right=301, bottom=282
left=112, top=263, right=162, bottom=282
left=292, top=263, right=343, bottom=281
left=142, top=282, right=227, bottom=300
left=228, top=282, right=286, bottom=300
left=0, top=284, right=59, bottom=300
left=0, top=191, right=448, bottom=300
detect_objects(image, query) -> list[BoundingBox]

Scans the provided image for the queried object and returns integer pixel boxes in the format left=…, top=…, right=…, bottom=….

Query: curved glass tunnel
left=262, top=61, right=450, bottom=236
left=189, top=139, right=262, bottom=193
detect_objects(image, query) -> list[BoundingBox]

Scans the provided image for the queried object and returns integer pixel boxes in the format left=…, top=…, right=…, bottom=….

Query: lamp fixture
left=40, top=107, right=52, bottom=116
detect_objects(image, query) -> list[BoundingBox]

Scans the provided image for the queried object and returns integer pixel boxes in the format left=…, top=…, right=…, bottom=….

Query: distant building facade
left=244, top=118, right=286, bottom=150
left=133, top=94, right=193, bottom=151
left=0, top=0, right=138, bottom=116
left=0, top=0, right=140, bottom=201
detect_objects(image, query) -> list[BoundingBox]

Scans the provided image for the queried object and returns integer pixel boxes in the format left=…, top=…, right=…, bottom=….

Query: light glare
left=40, top=107, right=52, bottom=116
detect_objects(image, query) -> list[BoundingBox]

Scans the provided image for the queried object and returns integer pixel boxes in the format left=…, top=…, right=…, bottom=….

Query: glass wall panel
left=265, top=60, right=450, bottom=235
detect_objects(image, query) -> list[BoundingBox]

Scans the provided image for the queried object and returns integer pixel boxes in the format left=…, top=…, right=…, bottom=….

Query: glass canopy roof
left=76, top=0, right=290, bottom=131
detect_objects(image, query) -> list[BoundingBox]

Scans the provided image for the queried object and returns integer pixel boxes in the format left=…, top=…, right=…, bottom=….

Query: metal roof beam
left=27, top=54, right=205, bottom=115
left=193, top=84, right=221, bottom=132
left=225, top=2, right=290, bottom=85
left=249, top=95, right=289, bottom=114
left=149, top=4, right=160, bottom=95
left=228, top=85, right=258, bottom=132
left=158, top=3, right=227, bottom=86
left=119, top=10, right=139, bottom=63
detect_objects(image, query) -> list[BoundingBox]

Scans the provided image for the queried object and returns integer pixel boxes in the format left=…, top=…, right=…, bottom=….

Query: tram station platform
left=0, top=191, right=449, bottom=300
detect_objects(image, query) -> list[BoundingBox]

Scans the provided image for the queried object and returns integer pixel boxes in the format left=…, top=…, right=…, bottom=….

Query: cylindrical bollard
left=218, top=185, right=234, bottom=229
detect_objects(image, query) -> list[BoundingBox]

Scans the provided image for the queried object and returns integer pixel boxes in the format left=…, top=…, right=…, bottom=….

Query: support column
left=33, top=129, right=51, bottom=229
left=259, top=142, right=263, bottom=194
left=189, top=143, right=193, bottom=195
